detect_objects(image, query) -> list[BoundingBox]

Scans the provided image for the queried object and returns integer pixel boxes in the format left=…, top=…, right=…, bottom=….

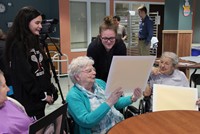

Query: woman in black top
left=4, top=6, right=57, bottom=119
left=87, top=16, right=126, bottom=82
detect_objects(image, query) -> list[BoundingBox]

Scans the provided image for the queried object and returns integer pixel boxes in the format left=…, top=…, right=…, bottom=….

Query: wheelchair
left=124, top=96, right=152, bottom=119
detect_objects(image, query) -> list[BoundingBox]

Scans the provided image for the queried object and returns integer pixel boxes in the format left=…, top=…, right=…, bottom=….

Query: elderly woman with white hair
left=144, top=51, right=189, bottom=97
left=0, top=70, right=34, bottom=133
left=66, top=56, right=142, bottom=134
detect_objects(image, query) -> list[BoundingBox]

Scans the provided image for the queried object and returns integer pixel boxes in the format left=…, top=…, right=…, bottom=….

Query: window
left=70, top=1, right=87, bottom=50
left=70, top=0, right=109, bottom=51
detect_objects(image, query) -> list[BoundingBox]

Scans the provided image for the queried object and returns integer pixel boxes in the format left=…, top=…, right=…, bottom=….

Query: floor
left=45, top=76, right=72, bottom=115
left=45, top=69, right=200, bottom=115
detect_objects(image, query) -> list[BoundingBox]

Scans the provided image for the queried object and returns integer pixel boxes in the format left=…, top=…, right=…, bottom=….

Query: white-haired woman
left=66, top=56, right=142, bottom=134
left=143, top=52, right=189, bottom=112
left=144, top=52, right=189, bottom=102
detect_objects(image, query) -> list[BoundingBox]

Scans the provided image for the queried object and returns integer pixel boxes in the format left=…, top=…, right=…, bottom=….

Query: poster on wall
left=183, top=0, right=191, bottom=16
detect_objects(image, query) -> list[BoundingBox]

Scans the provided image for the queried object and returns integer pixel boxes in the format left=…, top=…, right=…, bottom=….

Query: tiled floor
left=45, top=76, right=72, bottom=115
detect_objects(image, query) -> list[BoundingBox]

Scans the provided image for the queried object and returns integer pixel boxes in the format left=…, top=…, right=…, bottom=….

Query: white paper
left=180, top=56, right=200, bottom=63
left=129, top=11, right=135, bottom=16
left=153, top=84, right=198, bottom=112
left=105, top=56, right=156, bottom=95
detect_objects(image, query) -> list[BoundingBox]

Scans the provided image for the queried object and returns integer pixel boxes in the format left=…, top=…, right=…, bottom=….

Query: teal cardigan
left=66, top=79, right=132, bottom=134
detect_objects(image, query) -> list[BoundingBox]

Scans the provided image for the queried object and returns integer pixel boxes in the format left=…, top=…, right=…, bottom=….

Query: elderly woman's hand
left=151, top=67, right=160, bottom=75
left=106, top=87, right=123, bottom=107
left=131, top=88, right=142, bottom=102
left=196, top=98, right=200, bottom=105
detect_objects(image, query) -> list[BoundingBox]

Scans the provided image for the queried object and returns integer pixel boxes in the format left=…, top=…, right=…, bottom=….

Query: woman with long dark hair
left=4, top=6, right=57, bottom=119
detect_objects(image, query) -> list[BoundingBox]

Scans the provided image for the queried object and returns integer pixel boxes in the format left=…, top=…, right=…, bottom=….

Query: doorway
left=150, top=4, right=164, bottom=57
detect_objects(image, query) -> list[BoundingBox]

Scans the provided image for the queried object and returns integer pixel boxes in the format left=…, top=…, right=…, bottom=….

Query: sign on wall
left=183, top=0, right=191, bottom=16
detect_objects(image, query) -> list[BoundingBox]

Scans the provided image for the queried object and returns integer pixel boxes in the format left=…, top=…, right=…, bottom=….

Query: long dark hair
left=5, top=6, right=42, bottom=63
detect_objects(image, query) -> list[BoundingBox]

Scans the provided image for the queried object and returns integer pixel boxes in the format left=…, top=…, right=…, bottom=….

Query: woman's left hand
left=131, top=88, right=142, bottom=102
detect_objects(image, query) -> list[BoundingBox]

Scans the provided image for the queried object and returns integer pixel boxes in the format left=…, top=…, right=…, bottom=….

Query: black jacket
left=6, top=41, right=55, bottom=117
left=87, top=37, right=127, bottom=82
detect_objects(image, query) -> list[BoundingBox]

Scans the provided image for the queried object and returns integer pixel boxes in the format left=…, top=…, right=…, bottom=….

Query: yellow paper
left=153, top=84, right=198, bottom=112
left=105, top=56, right=156, bottom=95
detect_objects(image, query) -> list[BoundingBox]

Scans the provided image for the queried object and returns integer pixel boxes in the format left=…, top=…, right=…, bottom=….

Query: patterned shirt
left=76, top=83, right=124, bottom=134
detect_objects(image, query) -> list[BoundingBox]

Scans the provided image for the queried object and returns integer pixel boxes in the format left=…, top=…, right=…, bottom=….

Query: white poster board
left=105, top=56, right=156, bottom=95
left=153, top=84, right=198, bottom=112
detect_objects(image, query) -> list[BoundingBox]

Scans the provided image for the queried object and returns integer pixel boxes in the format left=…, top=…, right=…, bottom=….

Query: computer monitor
left=29, top=103, right=67, bottom=134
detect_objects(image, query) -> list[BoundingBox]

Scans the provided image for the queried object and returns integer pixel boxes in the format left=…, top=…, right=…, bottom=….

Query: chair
left=124, top=97, right=151, bottom=119
left=51, top=52, right=71, bottom=90
left=190, top=69, right=200, bottom=88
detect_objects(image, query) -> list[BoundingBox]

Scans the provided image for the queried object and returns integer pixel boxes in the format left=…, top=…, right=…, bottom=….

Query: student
left=4, top=6, right=58, bottom=119
left=87, top=16, right=126, bottom=82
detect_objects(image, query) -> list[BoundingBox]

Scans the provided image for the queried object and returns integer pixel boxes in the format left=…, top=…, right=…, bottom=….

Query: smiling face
left=0, top=74, right=9, bottom=106
left=159, top=57, right=175, bottom=75
left=29, top=15, right=42, bottom=36
left=100, top=29, right=116, bottom=52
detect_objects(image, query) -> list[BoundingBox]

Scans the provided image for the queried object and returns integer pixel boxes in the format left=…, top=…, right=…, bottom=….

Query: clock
left=0, top=3, right=6, bottom=13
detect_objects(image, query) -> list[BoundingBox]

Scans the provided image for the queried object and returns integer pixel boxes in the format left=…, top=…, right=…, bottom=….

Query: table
left=108, top=110, right=200, bottom=134
left=177, top=59, right=200, bottom=79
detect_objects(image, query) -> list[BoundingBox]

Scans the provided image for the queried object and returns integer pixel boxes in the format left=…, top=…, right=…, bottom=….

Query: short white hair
left=68, top=56, right=94, bottom=84
left=161, top=52, right=179, bottom=66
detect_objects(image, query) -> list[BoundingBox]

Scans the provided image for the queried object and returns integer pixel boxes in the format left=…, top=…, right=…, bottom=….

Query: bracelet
left=41, top=92, right=47, bottom=101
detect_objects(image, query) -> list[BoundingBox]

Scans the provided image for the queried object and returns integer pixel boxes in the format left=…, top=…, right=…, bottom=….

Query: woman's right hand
left=151, top=67, right=160, bottom=75
left=46, top=95, right=54, bottom=105
left=106, top=87, right=123, bottom=107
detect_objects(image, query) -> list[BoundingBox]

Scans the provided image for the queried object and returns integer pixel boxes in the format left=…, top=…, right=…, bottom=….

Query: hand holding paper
left=106, top=87, right=123, bottom=107
left=105, top=56, right=156, bottom=95
left=131, top=88, right=142, bottom=102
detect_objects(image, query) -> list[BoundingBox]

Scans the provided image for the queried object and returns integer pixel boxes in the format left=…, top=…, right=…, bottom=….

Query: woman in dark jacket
left=4, top=6, right=57, bottom=119
left=87, top=16, right=127, bottom=82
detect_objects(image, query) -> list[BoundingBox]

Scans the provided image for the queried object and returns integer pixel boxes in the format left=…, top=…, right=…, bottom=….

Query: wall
left=178, top=0, right=193, bottom=30
left=164, top=0, right=186, bottom=30
left=0, top=0, right=59, bottom=37
left=193, top=0, right=200, bottom=43
left=164, top=0, right=194, bottom=30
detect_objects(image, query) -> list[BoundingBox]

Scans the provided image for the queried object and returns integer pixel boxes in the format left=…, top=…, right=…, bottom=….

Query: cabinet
left=162, top=30, right=192, bottom=57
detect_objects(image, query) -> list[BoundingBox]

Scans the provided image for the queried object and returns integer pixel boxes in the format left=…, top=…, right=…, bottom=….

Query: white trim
left=71, top=48, right=87, bottom=52
left=114, top=1, right=164, bottom=5
left=87, top=2, right=91, bottom=46
left=114, top=1, right=165, bottom=15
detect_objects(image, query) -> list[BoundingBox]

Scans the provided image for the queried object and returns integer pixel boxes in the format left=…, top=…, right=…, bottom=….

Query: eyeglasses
left=101, top=37, right=116, bottom=42
left=82, top=67, right=96, bottom=74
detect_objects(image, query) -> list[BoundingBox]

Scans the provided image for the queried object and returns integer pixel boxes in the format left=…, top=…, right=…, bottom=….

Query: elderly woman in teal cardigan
left=66, top=56, right=142, bottom=134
